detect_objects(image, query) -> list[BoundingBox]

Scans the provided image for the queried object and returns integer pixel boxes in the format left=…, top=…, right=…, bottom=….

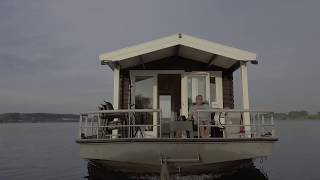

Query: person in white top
left=188, top=95, right=211, bottom=138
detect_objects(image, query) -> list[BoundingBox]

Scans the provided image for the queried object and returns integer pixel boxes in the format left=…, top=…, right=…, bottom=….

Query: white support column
left=215, top=72, right=223, bottom=109
left=113, top=65, right=120, bottom=109
left=205, top=74, right=211, bottom=105
left=112, top=65, right=120, bottom=138
left=181, top=74, right=188, bottom=117
left=240, top=61, right=251, bottom=137
left=152, top=76, right=158, bottom=138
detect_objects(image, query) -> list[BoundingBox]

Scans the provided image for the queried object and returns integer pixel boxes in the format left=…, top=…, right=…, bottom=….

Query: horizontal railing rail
left=195, top=109, right=275, bottom=138
left=83, top=109, right=162, bottom=114
left=196, top=109, right=273, bottom=113
left=79, top=109, right=162, bottom=140
left=78, top=109, right=276, bottom=140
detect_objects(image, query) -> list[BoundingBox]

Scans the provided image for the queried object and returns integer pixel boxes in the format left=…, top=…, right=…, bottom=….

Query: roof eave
left=98, top=33, right=257, bottom=69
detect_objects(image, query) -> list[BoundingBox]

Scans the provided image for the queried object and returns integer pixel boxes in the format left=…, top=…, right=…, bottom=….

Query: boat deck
left=77, top=137, right=278, bottom=143
left=77, top=109, right=276, bottom=142
left=77, top=109, right=277, bottom=174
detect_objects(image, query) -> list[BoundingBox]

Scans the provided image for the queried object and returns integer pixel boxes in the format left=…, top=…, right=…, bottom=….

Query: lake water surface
left=0, top=120, right=319, bottom=180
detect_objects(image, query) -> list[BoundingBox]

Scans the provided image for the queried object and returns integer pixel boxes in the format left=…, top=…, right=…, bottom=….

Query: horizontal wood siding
left=119, top=71, right=130, bottom=109
left=158, top=74, right=181, bottom=115
left=222, top=73, right=234, bottom=109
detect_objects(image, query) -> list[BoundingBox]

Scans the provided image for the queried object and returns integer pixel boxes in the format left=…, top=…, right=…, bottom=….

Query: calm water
left=0, top=120, right=319, bottom=180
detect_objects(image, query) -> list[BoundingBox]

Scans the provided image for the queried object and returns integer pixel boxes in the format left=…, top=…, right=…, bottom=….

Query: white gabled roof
left=99, top=33, right=256, bottom=69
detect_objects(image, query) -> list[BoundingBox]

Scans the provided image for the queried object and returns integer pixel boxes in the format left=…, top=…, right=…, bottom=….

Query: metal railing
left=196, top=109, right=275, bottom=138
left=78, top=109, right=276, bottom=140
left=79, top=109, right=162, bottom=139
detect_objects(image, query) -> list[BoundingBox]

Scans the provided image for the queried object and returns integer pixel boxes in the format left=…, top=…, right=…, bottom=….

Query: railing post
left=91, top=116, right=94, bottom=137
left=197, top=111, right=200, bottom=138
left=257, top=113, right=260, bottom=137
left=97, top=113, right=100, bottom=139
left=261, top=114, right=265, bottom=136
left=84, top=115, right=88, bottom=137
left=79, top=114, right=82, bottom=139
left=159, top=110, right=162, bottom=138
left=251, top=113, right=255, bottom=137
left=224, top=112, right=228, bottom=138
left=271, top=113, right=275, bottom=137
left=128, top=111, right=131, bottom=138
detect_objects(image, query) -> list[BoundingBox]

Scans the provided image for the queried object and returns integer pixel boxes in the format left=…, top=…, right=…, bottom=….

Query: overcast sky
left=1, top=0, right=319, bottom=114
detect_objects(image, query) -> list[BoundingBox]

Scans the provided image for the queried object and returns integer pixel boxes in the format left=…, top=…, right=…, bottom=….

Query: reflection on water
left=1, top=120, right=320, bottom=180
left=86, top=162, right=268, bottom=180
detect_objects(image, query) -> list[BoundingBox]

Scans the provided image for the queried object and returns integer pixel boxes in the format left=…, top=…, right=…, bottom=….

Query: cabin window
left=209, top=72, right=223, bottom=108
left=210, top=77, right=216, bottom=103
left=134, top=76, right=154, bottom=131
left=159, top=95, right=171, bottom=119
left=134, top=76, right=153, bottom=109
left=187, top=76, right=207, bottom=106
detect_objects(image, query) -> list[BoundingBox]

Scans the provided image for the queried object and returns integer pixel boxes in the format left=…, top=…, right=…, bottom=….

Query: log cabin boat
left=76, top=34, right=277, bottom=175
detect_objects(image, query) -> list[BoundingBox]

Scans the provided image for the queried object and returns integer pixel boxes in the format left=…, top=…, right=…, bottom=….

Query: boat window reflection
left=134, top=76, right=154, bottom=131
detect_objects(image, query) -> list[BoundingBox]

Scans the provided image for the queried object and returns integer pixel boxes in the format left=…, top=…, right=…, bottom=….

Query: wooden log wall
left=119, top=71, right=130, bottom=109
left=222, top=73, right=234, bottom=109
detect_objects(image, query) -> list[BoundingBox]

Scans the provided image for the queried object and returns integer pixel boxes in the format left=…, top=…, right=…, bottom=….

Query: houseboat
left=76, top=34, right=277, bottom=175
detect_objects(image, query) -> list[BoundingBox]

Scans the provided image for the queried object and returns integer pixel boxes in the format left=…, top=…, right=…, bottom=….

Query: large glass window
left=182, top=71, right=223, bottom=117
left=187, top=76, right=207, bottom=107
left=134, top=76, right=153, bottom=109
left=134, top=76, right=154, bottom=131
left=210, top=77, right=216, bottom=103
left=159, top=95, right=171, bottom=119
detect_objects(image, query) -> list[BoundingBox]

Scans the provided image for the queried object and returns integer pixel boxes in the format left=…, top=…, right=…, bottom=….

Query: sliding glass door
left=130, top=72, right=158, bottom=138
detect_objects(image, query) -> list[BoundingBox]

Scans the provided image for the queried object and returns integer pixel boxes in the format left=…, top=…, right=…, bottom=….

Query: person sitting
left=188, top=95, right=211, bottom=138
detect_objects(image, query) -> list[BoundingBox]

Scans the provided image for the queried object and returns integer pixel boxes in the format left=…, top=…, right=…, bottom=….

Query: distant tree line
left=0, top=113, right=79, bottom=123
left=1, top=110, right=319, bottom=123
left=274, top=111, right=320, bottom=120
